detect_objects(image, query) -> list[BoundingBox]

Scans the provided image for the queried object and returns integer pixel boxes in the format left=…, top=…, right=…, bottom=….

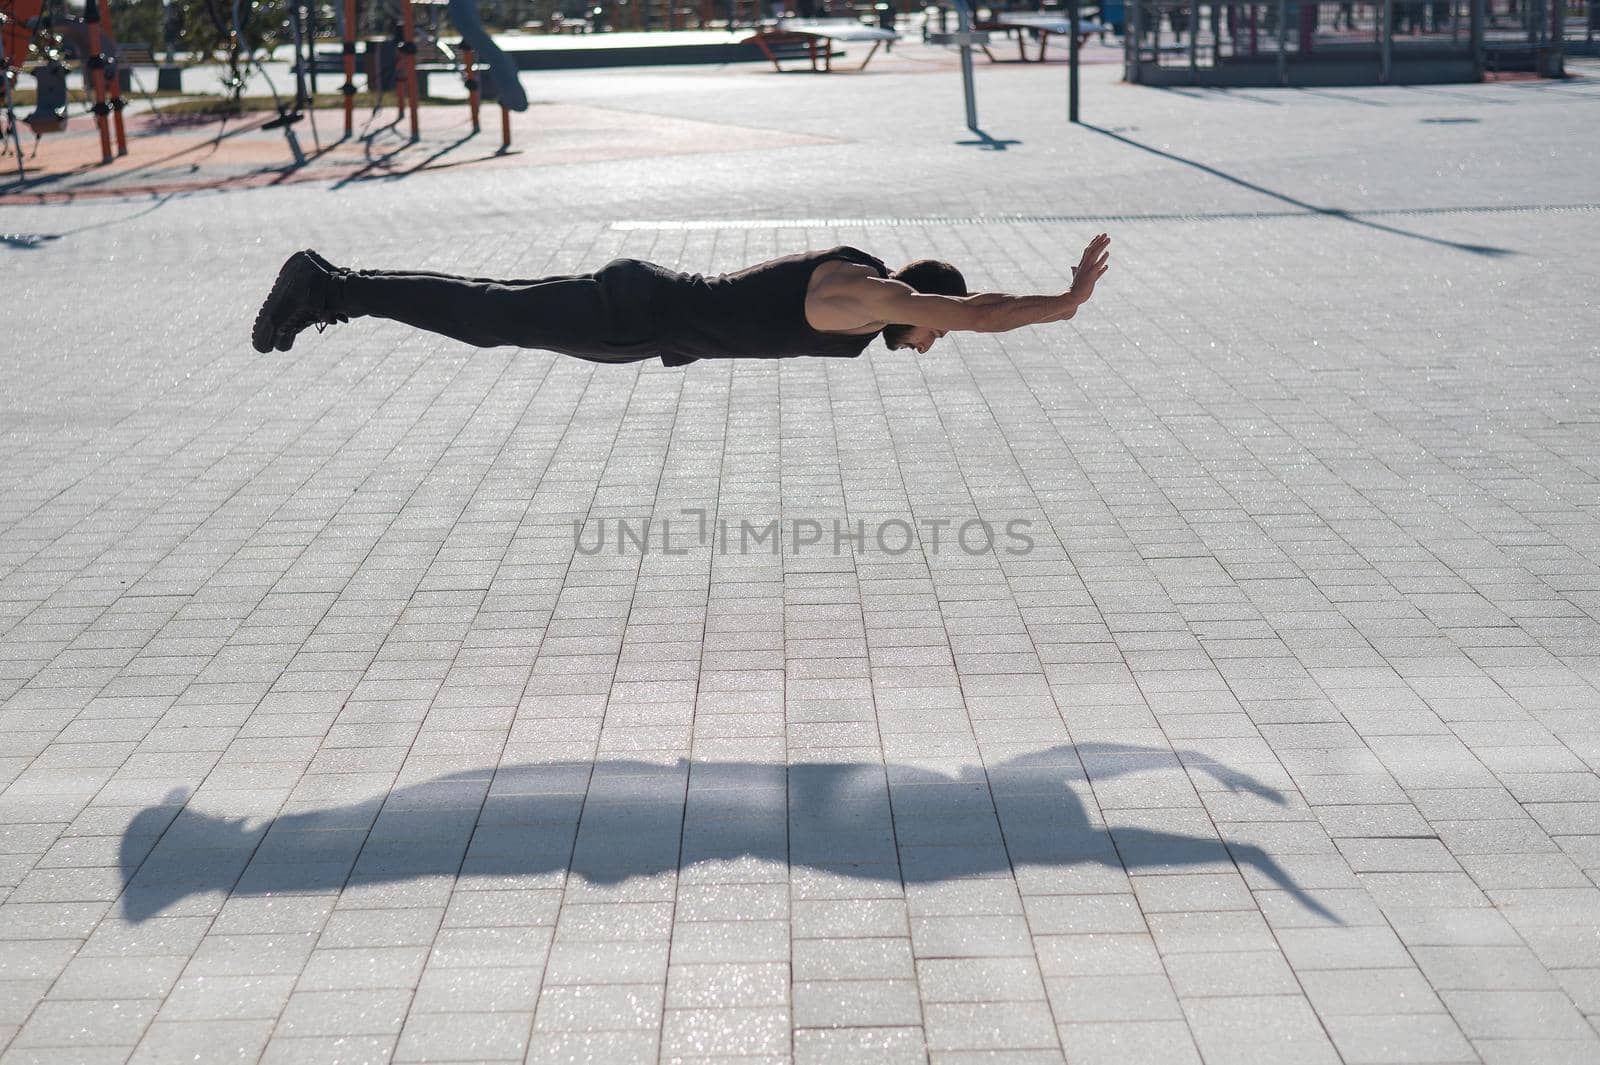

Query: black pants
left=339, top=257, right=668, bottom=364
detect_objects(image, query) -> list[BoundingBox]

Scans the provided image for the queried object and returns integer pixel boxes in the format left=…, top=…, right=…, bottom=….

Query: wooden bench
left=117, top=42, right=157, bottom=64
left=975, top=11, right=1110, bottom=61
left=113, top=42, right=161, bottom=92
left=743, top=18, right=899, bottom=71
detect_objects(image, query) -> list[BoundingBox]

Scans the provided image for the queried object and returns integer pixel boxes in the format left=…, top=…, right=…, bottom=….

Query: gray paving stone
left=1056, top=1020, right=1201, bottom=1065
left=394, top=1011, right=532, bottom=1061
left=260, top=1034, right=397, bottom=1065
left=126, top=1020, right=275, bottom=1065
left=1322, top=1013, right=1480, bottom=1064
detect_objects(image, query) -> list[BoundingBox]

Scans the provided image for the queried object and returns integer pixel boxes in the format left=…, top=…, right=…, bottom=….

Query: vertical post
left=289, top=0, right=309, bottom=111
left=1381, top=0, right=1392, bottom=79
left=1069, top=0, right=1080, bottom=120
left=342, top=0, right=357, bottom=136
left=308, top=0, right=318, bottom=97
left=462, top=43, right=480, bottom=131
left=97, top=0, right=128, bottom=154
left=82, top=0, right=114, bottom=163
left=952, top=0, right=980, bottom=129
left=2, top=31, right=27, bottom=180
left=400, top=0, right=420, bottom=140
left=164, top=0, right=178, bottom=61
left=1276, top=0, right=1287, bottom=80
left=1470, top=0, right=1482, bottom=74
left=1127, top=0, right=1141, bottom=79
left=1546, top=0, right=1564, bottom=73
left=1189, top=0, right=1199, bottom=73
left=500, top=102, right=511, bottom=148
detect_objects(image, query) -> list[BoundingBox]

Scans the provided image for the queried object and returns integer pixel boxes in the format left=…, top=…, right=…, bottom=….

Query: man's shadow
left=119, top=742, right=1336, bottom=923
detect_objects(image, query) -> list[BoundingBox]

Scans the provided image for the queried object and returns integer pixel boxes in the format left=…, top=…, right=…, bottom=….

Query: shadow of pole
left=118, top=742, right=1338, bottom=924
left=957, top=127, right=1023, bottom=150
left=1082, top=123, right=1516, bottom=257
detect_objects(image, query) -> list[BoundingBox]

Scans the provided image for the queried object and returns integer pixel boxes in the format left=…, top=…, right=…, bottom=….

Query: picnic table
left=744, top=18, right=900, bottom=71
left=975, top=10, right=1111, bottom=61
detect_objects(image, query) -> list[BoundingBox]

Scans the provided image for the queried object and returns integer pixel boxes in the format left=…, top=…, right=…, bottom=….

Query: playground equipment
left=1, top=0, right=127, bottom=170
left=340, top=0, right=527, bottom=147
left=196, top=0, right=315, bottom=163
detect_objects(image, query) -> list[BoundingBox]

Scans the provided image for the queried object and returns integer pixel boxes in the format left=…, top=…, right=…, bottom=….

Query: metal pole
left=953, top=0, right=980, bottom=129
left=83, top=0, right=114, bottom=162
left=1127, top=0, right=1141, bottom=79
left=1069, top=0, right=1080, bottom=120
left=400, top=0, right=420, bottom=140
left=1277, top=0, right=1287, bottom=81
left=99, top=0, right=128, bottom=154
left=342, top=0, right=357, bottom=136
left=1189, top=0, right=1198, bottom=74
left=1547, top=0, right=1564, bottom=74
left=1, top=42, right=26, bottom=181
left=1470, top=0, right=1482, bottom=75
left=289, top=0, right=308, bottom=111
left=462, top=42, right=480, bottom=130
left=1381, top=0, right=1392, bottom=80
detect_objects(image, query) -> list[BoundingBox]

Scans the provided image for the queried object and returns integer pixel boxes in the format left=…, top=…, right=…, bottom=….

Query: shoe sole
left=252, top=251, right=316, bottom=354
left=274, top=249, right=342, bottom=352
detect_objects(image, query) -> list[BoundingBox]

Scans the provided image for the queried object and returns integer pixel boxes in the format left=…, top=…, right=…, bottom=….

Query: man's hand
left=1068, top=233, right=1111, bottom=304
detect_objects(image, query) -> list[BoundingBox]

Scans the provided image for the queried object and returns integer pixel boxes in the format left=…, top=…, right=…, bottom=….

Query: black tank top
left=649, top=246, right=889, bottom=367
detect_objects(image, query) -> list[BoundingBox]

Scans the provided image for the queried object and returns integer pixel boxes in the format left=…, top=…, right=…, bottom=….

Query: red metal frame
left=342, top=0, right=357, bottom=136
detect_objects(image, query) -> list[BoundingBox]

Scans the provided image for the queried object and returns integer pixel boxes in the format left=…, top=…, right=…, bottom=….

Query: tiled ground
left=2, top=50, right=1599, bottom=1065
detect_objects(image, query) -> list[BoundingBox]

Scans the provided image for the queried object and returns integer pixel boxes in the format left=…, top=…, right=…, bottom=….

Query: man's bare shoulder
left=807, top=259, right=889, bottom=295
left=805, top=265, right=909, bottom=332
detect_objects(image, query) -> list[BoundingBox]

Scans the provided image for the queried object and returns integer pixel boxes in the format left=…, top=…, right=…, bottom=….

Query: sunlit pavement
left=2, top=49, right=1599, bottom=1065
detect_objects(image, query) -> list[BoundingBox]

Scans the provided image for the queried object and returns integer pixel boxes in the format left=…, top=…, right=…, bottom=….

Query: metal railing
left=1122, top=0, right=1541, bottom=81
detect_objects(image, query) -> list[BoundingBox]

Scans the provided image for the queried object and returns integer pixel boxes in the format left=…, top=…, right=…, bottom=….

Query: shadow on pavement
left=957, top=127, right=1023, bottom=150
left=0, top=233, right=62, bottom=249
left=118, top=741, right=1338, bottom=924
left=1084, top=122, right=1516, bottom=256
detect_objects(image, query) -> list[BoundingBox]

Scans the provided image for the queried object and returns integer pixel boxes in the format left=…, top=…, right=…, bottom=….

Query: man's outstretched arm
left=841, top=234, right=1111, bottom=334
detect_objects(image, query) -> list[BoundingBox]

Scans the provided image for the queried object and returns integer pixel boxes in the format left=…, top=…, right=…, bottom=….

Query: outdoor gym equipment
left=926, top=0, right=988, bottom=129
left=928, top=0, right=1087, bottom=128
left=0, top=0, right=29, bottom=177
left=340, top=0, right=526, bottom=149
left=82, top=0, right=125, bottom=159
left=446, top=0, right=526, bottom=115
left=0, top=0, right=126, bottom=171
left=228, top=0, right=314, bottom=164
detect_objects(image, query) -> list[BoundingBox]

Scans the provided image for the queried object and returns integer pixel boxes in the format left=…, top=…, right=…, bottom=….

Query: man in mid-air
left=251, top=235, right=1111, bottom=367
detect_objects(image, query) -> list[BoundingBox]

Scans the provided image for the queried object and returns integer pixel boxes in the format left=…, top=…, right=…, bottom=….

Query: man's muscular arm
left=837, top=234, right=1111, bottom=334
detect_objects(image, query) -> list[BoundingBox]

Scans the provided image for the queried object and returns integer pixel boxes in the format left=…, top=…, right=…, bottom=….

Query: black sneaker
left=250, top=250, right=349, bottom=354
left=274, top=251, right=353, bottom=352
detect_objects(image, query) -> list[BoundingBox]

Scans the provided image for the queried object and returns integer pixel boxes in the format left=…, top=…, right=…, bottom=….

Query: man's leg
left=336, top=271, right=613, bottom=351
left=257, top=251, right=662, bottom=359
left=349, top=267, right=590, bottom=286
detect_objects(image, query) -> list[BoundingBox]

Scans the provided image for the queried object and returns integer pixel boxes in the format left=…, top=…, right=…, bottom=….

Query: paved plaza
left=2, top=46, right=1599, bottom=1065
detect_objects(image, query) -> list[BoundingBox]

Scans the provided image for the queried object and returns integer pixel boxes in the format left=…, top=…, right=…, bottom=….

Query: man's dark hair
left=882, top=259, right=968, bottom=351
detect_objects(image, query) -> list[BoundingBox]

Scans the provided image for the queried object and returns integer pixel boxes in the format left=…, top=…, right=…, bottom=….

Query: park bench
left=117, top=42, right=156, bottom=65
left=744, top=18, right=899, bottom=71
left=974, top=11, right=1110, bottom=61
left=112, top=42, right=162, bottom=91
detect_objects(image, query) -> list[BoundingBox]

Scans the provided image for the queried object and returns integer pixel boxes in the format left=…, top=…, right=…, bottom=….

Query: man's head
left=882, top=259, right=967, bottom=355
